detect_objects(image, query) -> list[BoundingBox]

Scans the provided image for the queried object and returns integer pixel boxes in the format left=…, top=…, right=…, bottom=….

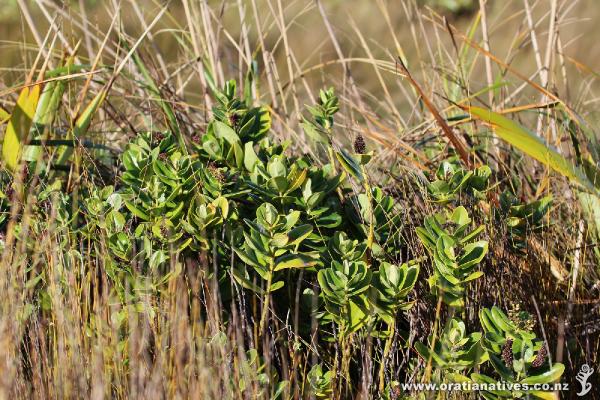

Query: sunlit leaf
left=3, top=84, right=40, bottom=171
left=467, top=106, right=594, bottom=191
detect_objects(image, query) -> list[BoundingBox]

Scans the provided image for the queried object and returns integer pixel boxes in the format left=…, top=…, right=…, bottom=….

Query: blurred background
left=0, top=0, right=599, bottom=124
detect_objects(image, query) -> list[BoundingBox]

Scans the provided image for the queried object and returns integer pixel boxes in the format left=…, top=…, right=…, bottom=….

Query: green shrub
left=0, top=78, right=567, bottom=398
left=416, top=206, right=488, bottom=309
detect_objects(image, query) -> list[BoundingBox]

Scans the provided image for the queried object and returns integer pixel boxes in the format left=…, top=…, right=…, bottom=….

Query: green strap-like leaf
left=54, top=90, right=107, bottom=167
left=3, top=84, right=40, bottom=171
left=468, top=106, right=594, bottom=191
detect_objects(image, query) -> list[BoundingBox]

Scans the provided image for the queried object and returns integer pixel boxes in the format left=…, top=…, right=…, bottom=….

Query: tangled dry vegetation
left=0, top=1, right=599, bottom=399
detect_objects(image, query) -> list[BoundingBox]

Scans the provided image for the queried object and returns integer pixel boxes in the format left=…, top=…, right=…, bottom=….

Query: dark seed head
left=508, top=305, right=536, bottom=331
left=353, top=134, right=366, bottom=154
left=152, top=132, right=166, bottom=146
left=158, top=152, right=168, bottom=161
left=228, top=113, right=239, bottom=127
left=207, top=162, right=224, bottom=184
left=124, top=219, right=132, bottom=234
left=160, top=224, right=169, bottom=238
left=531, top=343, right=547, bottom=367
left=391, top=384, right=401, bottom=399
left=41, top=199, right=52, bottom=213
left=21, top=163, right=30, bottom=180
left=5, top=186, right=15, bottom=200
left=502, top=339, right=514, bottom=368
left=191, top=134, right=201, bottom=144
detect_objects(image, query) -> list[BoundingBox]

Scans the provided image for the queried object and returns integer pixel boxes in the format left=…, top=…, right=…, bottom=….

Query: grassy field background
left=0, top=0, right=599, bottom=399
left=1, top=1, right=600, bottom=107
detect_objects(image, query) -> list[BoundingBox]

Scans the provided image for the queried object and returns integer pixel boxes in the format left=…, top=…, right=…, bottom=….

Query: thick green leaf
left=335, top=150, right=363, bottom=181
left=270, top=233, right=289, bottom=248
left=286, top=168, right=307, bottom=194
left=232, top=266, right=264, bottom=294
left=150, top=250, right=169, bottom=269
left=488, top=353, right=514, bottom=381
left=288, top=224, right=313, bottom=247
left=269, top=280, right=285, bottom=292
left=274, top=253, right=317, bottom=271
left=211, top=196, right=229, bottom=219
left=124, top=200, right=149, bottom=220
left=520, top=363, right=564, bottom=384
left=458, top=241, right=488, bottom=269
left=244, top=141, right=260, bottom=171
left=414, top=342, right=446, bottom=367
left=348, top=298, right=369, bottom=332
left=480, top=311, right=503, bottom=339
left=529, top=391, right=559, bottom=400
left=446, top=373, right=472, bottom=384
left=213, top=120, right=241, bottom=145
left=490, top=307, right=516, bottom=333
left=233, top=247, right=262, bottom=268
left=301, top=120, right=328, bottom=144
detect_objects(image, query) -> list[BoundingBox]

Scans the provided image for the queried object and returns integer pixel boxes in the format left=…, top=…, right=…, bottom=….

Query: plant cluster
left=416, top=205, right=488, bottom=309
left=416, top=307, right=563, bottom=400
left=0, top=80, right=566, bottom=399
left=67, top=81, right=423, bottom=396
left=498, top=191, right=552, bottom=251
